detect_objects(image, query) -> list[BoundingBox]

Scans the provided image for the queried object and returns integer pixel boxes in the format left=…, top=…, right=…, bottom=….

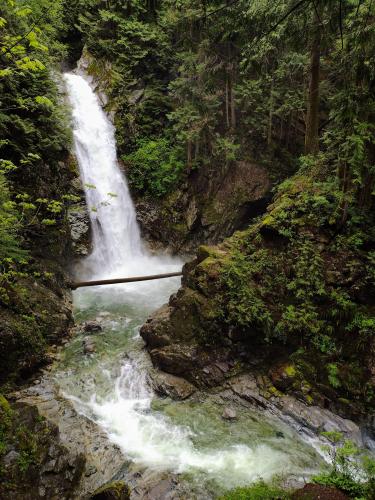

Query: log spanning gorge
left=58, top=72, right=324, bottom=497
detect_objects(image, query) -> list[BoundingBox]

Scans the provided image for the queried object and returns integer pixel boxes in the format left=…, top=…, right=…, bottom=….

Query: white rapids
left=62, top=72, right=321, bottom=494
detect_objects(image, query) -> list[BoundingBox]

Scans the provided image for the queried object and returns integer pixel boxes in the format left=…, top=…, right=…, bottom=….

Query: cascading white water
left=65, top=73, right=143, bottom=277
left=62, top=71, right=322, bottom=495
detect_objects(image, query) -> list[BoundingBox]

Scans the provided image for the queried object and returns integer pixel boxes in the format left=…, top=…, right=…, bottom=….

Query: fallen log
left=70, top=271, right=183, bottom=290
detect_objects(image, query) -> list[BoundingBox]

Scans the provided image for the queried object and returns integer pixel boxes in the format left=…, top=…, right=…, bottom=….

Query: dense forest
left=1, top=0, right=375, bottom=499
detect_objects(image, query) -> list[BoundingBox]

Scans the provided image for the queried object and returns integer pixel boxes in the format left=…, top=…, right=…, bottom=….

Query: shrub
left=123, top=137, right=184, bottom=197
left=313, top=432, right=375, bottom=498
left=220, top=480, right=291, bottom=500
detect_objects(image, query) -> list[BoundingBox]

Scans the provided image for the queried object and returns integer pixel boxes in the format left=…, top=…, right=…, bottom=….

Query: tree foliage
left=0, top=0, right=71, bottom=264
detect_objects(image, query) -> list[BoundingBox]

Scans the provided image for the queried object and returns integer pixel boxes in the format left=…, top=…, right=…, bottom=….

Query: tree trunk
left=225, top=77, right=230, bottom=128
left=230, top=69, right=236, bottom=130
left=187, top=140, right=192, bottom=167
left=267, top=80, right=274, bottom=146
left=305, top=5, right=321, bottom=155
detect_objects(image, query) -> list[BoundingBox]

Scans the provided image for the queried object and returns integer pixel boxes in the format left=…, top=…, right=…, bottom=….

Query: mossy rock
left=269, top=363, right=299, bottom=392
left=90, top=481, right=131, bottom=500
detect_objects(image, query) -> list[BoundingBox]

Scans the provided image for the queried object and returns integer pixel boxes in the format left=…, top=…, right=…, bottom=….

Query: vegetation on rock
left=0, top=0, right=76, bottom=386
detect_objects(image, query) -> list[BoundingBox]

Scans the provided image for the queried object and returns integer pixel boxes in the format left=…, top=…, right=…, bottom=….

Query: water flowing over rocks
left=141, top=300, right=372, bottom=451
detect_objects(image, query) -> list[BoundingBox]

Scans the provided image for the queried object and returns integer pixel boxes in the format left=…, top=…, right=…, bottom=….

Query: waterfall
left=64, top=73, right=144, bottom=278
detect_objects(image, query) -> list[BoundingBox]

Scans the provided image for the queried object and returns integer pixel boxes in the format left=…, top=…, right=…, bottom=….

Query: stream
left=58, top=72, right=323, bottom=497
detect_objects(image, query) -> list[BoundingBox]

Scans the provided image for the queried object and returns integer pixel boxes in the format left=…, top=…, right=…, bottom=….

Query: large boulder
left=151, top=371, right=196, bottom=400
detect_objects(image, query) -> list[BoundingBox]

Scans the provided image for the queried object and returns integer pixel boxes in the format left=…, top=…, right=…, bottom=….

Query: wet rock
left=229, top=374, right=268, bottom=408
left=278, top=396, right=363, bottom=446
left=149, top=344, right=196, bottom=376
left=90, top=480, right=130, bottom=500
left=142, top=477, right=177, bottom=500
left=83, top=337, right=96, bottom=354
left=68, top=203, right=92, bottom=256
left=3, top=450, right=20, bottom=467
left=291, top=483, right=349, bottom=499
left=151, top=372, right=196, bottom=400
left=84, top=321, right=103, bottom=333
left=140, top=305, right=172, bottom=348
left=269, top=363, right=297, bottom=392
left=222, top=407, right=237, bottom=420
left=10, top=377, right=125, bottom=499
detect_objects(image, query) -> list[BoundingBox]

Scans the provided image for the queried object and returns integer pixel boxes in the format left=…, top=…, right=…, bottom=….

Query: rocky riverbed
left=4, top=279, right=372, bottom=500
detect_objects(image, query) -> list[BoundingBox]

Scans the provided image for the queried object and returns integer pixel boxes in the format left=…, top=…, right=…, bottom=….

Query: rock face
left=0, top=396, right=85, bottom=500
left=68, top=202, right=92, bottom=256
left=140, top=196, right=375, bottom=423
left=134, top=160, right=270, bottom=252
left=3, top=379, right=126, bottom=499
left=0, top=153, right=76, bottom=386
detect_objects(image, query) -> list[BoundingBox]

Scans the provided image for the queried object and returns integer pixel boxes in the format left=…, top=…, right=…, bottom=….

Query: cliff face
left=140, top=174, right=375, bottom=423
left=0, top=154, right=75, bottom=386
left=134, top=159, right=271, bottom=252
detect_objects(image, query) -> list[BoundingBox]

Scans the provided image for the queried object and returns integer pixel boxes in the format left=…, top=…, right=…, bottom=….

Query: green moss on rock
left=90, top=481, right=131, bottom=499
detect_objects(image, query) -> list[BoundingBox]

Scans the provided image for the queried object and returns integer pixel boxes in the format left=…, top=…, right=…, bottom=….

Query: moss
left=220, top=480, right=291, bottom=499
left=90, top=480, right=131, bottom=500
left=337, top=397, right=350, bottom=405
left=267, top=385, right=283, bottom=398
left=0, top=398, right=37, bottom=476
left=0, top=395, right=12, bottom=459
left=304, top=394, right=314, bottom=405
left=0, top=395, right=11, bottom=415
left=284, top=365, right=296, bottom=377
left=171, top=222, right=188, bottom=234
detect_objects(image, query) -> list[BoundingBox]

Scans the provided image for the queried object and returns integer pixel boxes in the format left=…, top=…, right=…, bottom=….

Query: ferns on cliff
left=0, top=172, right=25, bottom=262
